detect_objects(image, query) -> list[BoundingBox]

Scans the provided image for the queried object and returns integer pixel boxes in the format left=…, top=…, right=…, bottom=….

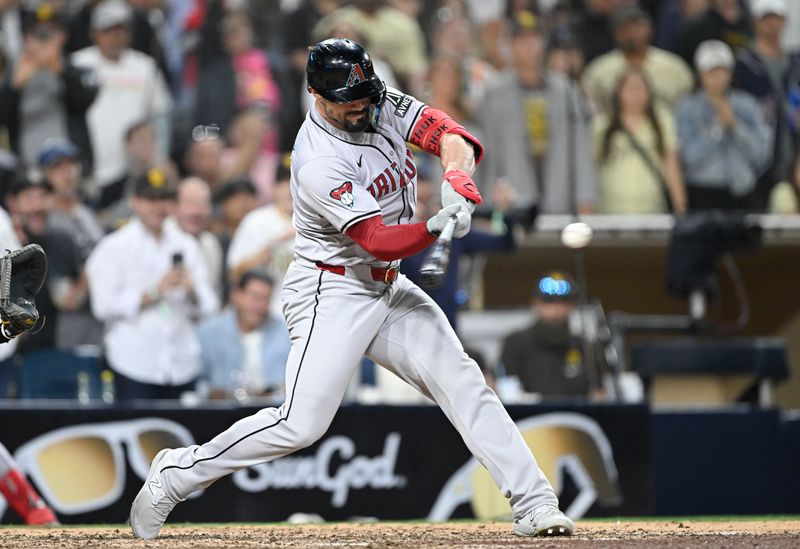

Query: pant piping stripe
left=160, top=271, right=325, bottom=473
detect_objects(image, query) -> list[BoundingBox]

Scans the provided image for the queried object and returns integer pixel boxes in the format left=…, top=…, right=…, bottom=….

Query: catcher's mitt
left=0, top=244, right=47, bottom=341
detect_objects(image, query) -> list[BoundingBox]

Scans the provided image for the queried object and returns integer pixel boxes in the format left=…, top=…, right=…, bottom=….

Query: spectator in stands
left=39, top=141, right=104, bottom=260
left=678, top=0, right=752, bottom=64
left=219, top=108, right=272, bottom=203
left=71, top=0, right=171, bottom=194
left=457, top=0, right=505, bottom=69
left=429, top=8, right=495, bottom=110
left=500, top=271, right=602, bottom=400
left=655, top=0, right=709, bottom=54
left=0, top=1, right=24, bottom=67
left=213, top=176, right=258, bottom=300
left=0, top=4, right=97, bottom=171
left=222, top=10, right=280, bottom=118
left=733, top=0, right=800, bottom=212
left=403, top=177, right=516, bottom=332
left=592, top=70, right=687, bottom=214
left=192, top=2, right=257, bottom=157
left=333, top=0, right=428, bottom=95
left=425, top=54, right=472, bottom=124
left=96, top=120, right=177, bottom=230
left=197, top=269, right=290, bottom=402
left=0, top=204, right=22, bottom=397
left=86, top=170, right=218, bottom=401
left=546, top=29, right=585, bottom=79
left=284, top=0, right=343, bottom=148
left=243, top=0, right=285, bottom=53
left=227, top=164, right=294, bottom=312
left=479, top=11, right=596, bottom=220
left=285, top=0, right=342, bottom=76
left=582, top=5, right=694, bottom=115
left=219, top=9, right=280, bottom=201
left=38, top=142, right=105, bottom=349
left=185, top=136, right=226, bottom=194
left=571, top=0, right=620, bottom=66
left=173, top=177, right=223, bottom=300
left=65, top=0, right=169, bottom=82
left=677, top=40, right=772, bottom=211
left=127, top=0, right=175, bottom=84
left=7, top=178, right=84, bottom=352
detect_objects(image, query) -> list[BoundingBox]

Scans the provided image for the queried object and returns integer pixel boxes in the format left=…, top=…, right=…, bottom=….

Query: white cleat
left=513, top=504, right=575, bottom=537
left=129, top=448, right=179, bottom=539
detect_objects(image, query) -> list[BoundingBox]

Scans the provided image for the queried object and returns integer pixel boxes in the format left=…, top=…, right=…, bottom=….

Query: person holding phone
left=86, top=170, right=219, bottom=401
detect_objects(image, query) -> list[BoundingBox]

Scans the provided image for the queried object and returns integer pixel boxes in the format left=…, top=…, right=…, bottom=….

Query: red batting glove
left=444, top=169, right=482, bottom=205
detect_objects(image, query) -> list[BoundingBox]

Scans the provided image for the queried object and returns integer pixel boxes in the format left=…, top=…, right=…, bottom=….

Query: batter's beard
left=342, top=111, right=370, bottom=132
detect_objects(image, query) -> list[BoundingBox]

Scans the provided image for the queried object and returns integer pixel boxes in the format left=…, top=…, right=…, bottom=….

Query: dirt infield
left=2, top=520, right=800, bottom=548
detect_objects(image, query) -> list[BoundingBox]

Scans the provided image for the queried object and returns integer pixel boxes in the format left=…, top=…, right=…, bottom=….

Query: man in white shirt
left=71, top=0, right=171, bottom=192
left=86, top=170, right=218, bottom=401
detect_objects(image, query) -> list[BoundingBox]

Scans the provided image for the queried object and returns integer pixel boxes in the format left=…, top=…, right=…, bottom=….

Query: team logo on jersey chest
left=346, top=64, right=367, bottom=87
left=330, top=181, right=355, bottom=208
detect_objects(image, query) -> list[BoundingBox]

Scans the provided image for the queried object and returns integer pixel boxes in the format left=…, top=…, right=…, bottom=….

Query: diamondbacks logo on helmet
left=346, top=64, right=367, bottom=87
left=330, top=181, right=355, bottom=208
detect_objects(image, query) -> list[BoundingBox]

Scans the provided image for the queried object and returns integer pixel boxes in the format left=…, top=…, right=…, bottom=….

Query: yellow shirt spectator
left=592, top=106, right=678, bottom=214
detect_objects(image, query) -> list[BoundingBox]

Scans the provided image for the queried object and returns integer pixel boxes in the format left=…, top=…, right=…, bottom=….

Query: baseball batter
left=130, top=39, right=573, bottom=538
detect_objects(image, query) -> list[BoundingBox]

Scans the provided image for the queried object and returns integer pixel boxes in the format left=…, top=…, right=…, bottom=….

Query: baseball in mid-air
left=560, top=222, right=593, bottom=249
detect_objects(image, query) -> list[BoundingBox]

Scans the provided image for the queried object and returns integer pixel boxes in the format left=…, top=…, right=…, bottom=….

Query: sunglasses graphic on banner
left=427, top=413, right=622, bottom=522
left=10, top=418, right=197, bottom=515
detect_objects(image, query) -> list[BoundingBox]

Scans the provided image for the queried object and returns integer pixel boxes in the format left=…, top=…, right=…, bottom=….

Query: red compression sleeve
left=346, top=216, right=436, bottom=261
left=409, top=107, right=485, bottom=164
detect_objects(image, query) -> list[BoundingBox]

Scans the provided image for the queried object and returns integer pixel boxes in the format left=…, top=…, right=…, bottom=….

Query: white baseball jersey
left=290, top=87, right=425, bottom=268
left=144, top=88, right=560, bottom=530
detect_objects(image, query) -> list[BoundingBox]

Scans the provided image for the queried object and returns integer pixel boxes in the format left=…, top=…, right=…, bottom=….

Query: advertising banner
left=0, top=404, right=650, bottom=524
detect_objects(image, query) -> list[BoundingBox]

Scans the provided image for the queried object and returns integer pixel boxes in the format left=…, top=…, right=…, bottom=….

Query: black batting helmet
left=307, top=38, right=386, bottom=105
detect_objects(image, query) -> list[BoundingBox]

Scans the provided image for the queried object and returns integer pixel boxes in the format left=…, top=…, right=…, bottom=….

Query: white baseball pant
left=156, top=261, right=558, bottom=517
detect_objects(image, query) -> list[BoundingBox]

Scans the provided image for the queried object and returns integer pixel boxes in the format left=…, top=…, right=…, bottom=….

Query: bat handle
left=439, top=215, right=458, bottom=241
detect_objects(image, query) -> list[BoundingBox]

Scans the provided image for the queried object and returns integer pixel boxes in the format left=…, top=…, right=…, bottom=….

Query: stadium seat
left=19, top=349, right=103, bottom=400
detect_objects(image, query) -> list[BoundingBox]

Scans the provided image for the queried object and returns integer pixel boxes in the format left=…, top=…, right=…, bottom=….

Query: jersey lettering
left=368, top=160, right=411, bottom=199
left=403, top=149, right=417, bottom=181
left=384, top=164, right=398, bottom=193
left=370, top=173, right=390, bottom=198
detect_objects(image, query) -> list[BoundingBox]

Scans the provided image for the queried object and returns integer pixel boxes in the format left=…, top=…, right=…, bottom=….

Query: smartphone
left=172, top=252, right=183, bottom=267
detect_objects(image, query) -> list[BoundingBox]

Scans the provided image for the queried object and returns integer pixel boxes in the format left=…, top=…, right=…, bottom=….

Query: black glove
left=0, top=244, right=47, bottom=341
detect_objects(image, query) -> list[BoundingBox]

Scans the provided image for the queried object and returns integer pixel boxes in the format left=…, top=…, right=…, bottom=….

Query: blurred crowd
left=0, top=0, right=797, bottom=404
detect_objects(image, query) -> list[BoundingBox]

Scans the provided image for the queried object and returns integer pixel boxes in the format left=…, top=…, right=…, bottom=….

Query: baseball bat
left=419, top=216, right=457, bottom=289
